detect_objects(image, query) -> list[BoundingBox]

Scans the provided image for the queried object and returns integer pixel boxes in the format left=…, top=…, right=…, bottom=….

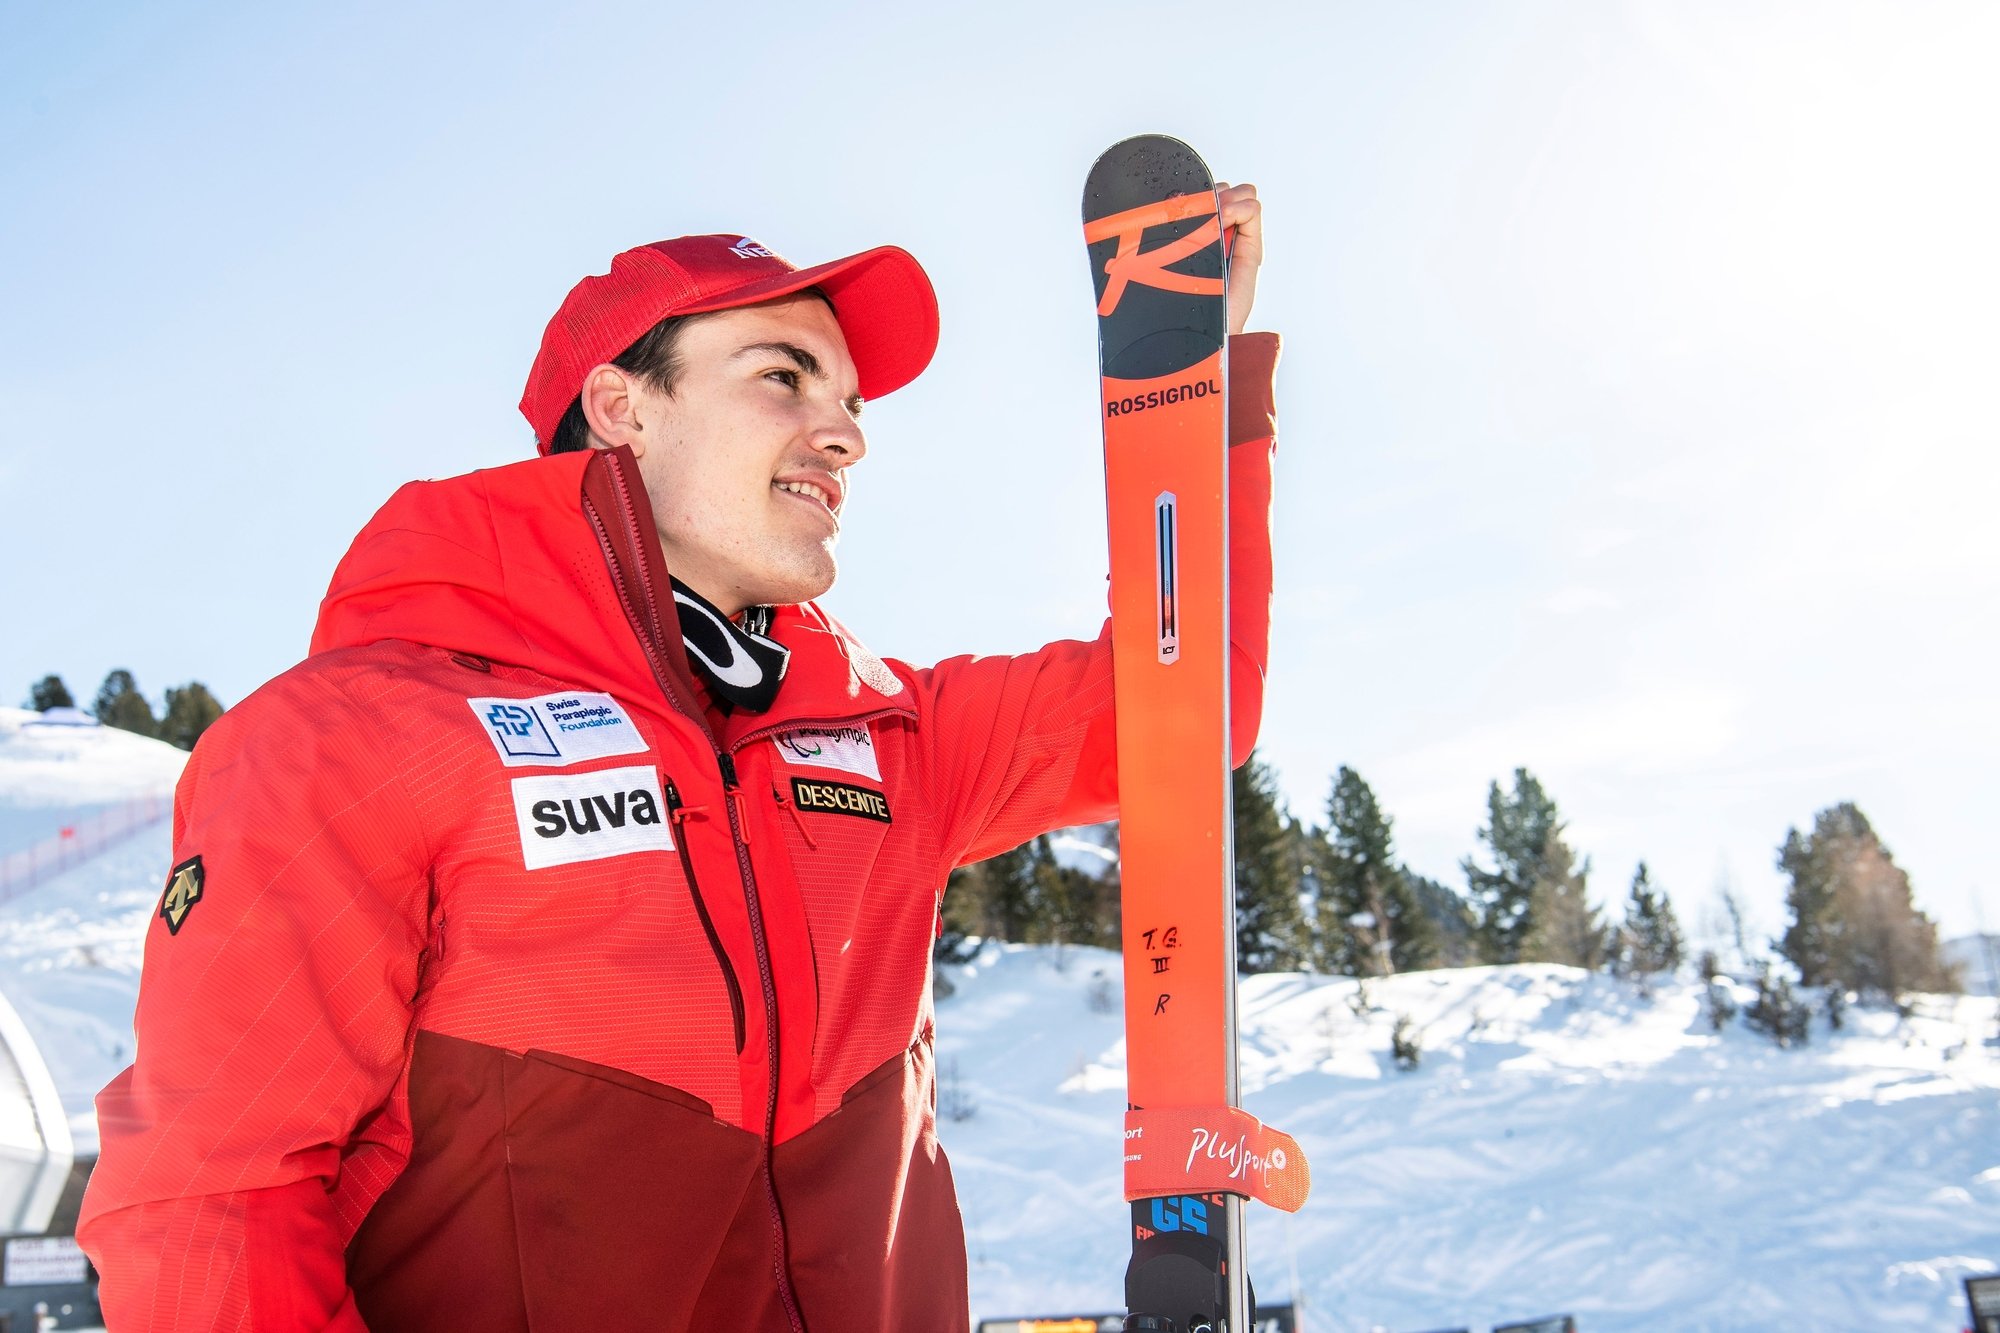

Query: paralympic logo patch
left=772, top=724, right=880, bottom=781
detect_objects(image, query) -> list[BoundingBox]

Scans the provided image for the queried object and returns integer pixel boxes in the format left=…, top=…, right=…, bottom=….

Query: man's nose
left=813, top=412, right=867, bottom=465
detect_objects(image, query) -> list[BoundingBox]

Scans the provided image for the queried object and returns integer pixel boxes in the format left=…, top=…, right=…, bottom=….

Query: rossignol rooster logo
left=1082, top=193, right=1224, bottom=318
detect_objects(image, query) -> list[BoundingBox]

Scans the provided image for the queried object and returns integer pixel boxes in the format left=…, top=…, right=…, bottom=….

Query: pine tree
left=1313, top=766, right=1435, bottom=976
left=1518, top=832, right=1605, bottom=968
left=1777, top=803, right=1956, bottom=998
left=159, top=681, right=226, bottom=751
left=1621, top=862, right=1685, bottom=976
left=951, top=841, right=1034, bottom=942
left=1744, top=964, right=1811, bottom=1048
left=943, top=836, right=1118, bottom=950
left=1406, top=872, right=1478, bottom=967
left=1233, top=752, right=1308, bottom=973
left=1462, top=768, right=1564, bottom=963
left=936, top=867, right=983, bottom=965
left=27, top=675, right=74, bottom=711
left=92, top=669, right=156, bottom=737
left=1036, top=835, right=1119, bottom=949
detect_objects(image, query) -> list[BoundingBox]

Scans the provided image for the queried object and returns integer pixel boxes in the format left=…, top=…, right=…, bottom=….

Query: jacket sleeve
left=910, top=332, right=1280, bottom=871
left=77, top=666, right=433, bottom=1331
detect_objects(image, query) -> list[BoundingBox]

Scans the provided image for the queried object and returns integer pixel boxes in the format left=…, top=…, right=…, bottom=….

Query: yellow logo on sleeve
left=161, top=856, right=205, bottom=935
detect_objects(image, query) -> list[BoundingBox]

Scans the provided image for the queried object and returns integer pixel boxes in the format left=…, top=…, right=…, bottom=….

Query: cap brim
left=678, top=245, right=939, bottom=401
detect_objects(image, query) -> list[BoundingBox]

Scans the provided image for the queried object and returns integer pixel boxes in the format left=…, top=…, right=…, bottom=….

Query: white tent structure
left=0, top=983, right=72, bottom=1234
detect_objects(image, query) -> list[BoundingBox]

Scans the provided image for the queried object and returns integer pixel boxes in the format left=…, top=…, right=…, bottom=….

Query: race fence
left=0, top=794, right=172, bottom=904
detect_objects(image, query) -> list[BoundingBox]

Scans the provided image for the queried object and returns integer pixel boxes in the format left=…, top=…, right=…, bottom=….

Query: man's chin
left=752, top=563, right=837, bottom=610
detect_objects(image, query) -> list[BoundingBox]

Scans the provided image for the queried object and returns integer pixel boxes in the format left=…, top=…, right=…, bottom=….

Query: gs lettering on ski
left=1104, top=376, right=1221, bottom=419
left=509, top=765, right=673, bottom=870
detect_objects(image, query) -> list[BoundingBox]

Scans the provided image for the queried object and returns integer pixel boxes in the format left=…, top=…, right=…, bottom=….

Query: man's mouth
left=775, top=478, right=839, bottom=519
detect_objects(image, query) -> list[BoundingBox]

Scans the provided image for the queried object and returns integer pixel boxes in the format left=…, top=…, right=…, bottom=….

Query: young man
left=79, top=192, right=1280, bottom=1331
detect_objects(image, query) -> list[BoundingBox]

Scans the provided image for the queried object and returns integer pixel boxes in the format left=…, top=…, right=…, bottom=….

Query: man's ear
left=579, top=364, right=650, bottom=457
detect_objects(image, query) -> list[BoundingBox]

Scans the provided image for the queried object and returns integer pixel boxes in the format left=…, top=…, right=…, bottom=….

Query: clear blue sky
left=3, top=1, right=1994, bottom=939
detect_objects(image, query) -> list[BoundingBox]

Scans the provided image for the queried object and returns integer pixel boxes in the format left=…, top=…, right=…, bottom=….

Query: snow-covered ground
left=1949, top=934, right=2000, bottom=998
left=0, top=708, right=182, bottom=1156
left=0, top=707, right=183, bottom=855
left=0, top=827, right=167, bottom=1157
left=938, top=946, right=2000, bottom=1331
left=2, top=711, right=1997, bottom=1330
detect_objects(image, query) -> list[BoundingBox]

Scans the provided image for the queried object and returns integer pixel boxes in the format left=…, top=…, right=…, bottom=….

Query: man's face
left=626, top=293, right=867, bottom=615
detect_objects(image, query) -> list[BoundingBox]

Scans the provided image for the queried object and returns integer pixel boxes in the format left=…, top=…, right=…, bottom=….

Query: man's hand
left=1217, top=182, right=1263, bottom=336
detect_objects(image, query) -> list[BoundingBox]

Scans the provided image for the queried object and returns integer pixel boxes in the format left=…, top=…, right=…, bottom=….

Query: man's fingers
left=1214, top=182, right=1263, bottom=259
left=1214, top=181, right=1264, bottom=336
left=1215, top=182, right=1258, bottom=217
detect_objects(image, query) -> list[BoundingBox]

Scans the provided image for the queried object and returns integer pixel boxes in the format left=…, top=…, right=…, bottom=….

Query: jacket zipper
left=584, top=453, right=808, bottom=1333
left=663, top=779, right=747, bottom=1054
left=715, top=748, right=808, bottom=1333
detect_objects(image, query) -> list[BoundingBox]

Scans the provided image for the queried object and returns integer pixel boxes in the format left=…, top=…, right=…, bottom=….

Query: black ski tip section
left=1083, top=134, right=1227, bottom=382
left=1082, top=134, right=1213, bottom=225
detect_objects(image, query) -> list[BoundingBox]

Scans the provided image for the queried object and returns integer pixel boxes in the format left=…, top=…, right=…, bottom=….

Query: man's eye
left=765, top=369, right=800, bottom=389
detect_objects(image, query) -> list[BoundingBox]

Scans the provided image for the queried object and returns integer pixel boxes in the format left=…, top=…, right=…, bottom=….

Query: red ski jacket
left=78, top=334, right=1279, bottom=1332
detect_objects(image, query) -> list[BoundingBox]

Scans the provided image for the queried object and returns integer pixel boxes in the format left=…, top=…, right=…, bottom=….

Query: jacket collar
left=312, top=447, right=912, bottom=738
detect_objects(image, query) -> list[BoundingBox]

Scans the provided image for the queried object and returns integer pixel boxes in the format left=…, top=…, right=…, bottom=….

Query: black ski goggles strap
left=671, top=580, right=789, bottom=714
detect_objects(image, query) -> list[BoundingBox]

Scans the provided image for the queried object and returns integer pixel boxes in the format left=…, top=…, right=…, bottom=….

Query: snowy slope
left=0, top=827, right=168, bottom=1155
left=1949, top=934, right=2000, bottom=998
left=1050, top=821, right=1119, bottom=877
left=936, top=946, right=2000, bottom=1333
left=3, top=723, right=1997, bottom=1331
left=0, top=708, right=183, bottom=1155
left=0, top=707, right=183, bottom=854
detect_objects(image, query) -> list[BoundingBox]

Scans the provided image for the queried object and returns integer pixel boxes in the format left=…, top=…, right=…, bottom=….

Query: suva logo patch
left=468, top=692, right=648, bottom=768
left=772, top=724, right=880, bottom=781
left=510, top=765, right=673, bottom=870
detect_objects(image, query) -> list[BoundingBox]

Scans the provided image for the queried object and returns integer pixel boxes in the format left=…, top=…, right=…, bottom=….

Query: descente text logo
left=510, top=765, right=675, bottom=870
left=790, top=777, right=892, bottom=824
left=1105, top=376, right=1220, bottom=418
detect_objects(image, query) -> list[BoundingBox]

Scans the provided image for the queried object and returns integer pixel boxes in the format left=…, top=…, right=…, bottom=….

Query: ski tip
left=1082, top=135, right=1215, bottom=224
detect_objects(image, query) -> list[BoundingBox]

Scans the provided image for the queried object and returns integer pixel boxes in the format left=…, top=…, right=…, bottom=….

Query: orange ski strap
left=1123, top=1104, right=1312, bottom=1214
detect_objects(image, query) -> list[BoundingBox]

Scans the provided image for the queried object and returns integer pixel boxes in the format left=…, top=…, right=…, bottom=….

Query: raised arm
left=911, top=329, right=1280, bottom=873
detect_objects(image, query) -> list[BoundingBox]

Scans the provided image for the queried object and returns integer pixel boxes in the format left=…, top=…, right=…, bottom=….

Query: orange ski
left=1086, top=133, right=1306, bottom=1332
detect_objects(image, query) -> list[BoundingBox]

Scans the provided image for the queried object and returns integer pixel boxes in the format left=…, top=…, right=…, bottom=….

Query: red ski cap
left=521, top=234, right=940, bottom=453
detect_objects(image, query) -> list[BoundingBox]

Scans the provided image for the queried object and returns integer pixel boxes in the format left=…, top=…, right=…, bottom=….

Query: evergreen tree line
left=940, top=754, right=1958, bottom=1003
left=22, top=670, right=225, bottom=752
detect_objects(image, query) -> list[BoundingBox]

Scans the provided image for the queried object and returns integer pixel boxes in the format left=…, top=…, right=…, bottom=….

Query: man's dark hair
left=545, top=286, right=837, bottom=455
left=546, top=314, right=694, bottom=455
